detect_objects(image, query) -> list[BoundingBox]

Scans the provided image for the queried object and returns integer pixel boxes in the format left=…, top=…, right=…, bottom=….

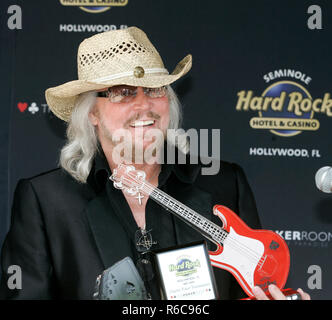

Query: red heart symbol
left=17, top=102, right=28, bottom=112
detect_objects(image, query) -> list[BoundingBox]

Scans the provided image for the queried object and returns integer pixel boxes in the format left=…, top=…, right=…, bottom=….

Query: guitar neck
left=142, top=182, right=227, bottom=245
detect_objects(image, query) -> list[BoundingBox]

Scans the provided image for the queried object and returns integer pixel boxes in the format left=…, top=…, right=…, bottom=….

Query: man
left=0, top=27, right=309, bottom=300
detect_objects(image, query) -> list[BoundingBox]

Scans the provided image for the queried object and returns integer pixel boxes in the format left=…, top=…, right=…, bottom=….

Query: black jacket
left=0, top=156, right=261, bottom=300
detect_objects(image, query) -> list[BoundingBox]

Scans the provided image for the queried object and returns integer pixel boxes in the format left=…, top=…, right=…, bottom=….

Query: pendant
left=135, top=192, right=144, bottom=205
left=135, top=229, right=157, bottom=252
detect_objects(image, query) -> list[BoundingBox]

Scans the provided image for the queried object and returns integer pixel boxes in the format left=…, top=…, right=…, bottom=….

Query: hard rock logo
left=169, top=258, right=201, bottom=277
left=235, top=74, right=332, bottom=137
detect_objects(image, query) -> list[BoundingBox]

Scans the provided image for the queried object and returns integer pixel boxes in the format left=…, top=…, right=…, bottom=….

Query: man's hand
left=253, top=284, right=311, bottom=300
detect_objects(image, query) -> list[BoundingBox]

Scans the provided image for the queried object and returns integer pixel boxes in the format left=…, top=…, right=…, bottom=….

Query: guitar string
left=121, top=171, right=266, bottom=264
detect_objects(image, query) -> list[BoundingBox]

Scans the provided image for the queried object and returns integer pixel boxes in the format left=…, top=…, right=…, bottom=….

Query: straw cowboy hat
left=45, top=26, right=192, bottom=122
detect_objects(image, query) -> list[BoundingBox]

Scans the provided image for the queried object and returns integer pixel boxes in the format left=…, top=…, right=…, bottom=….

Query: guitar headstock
left=109, top=164, right=146, bottom=196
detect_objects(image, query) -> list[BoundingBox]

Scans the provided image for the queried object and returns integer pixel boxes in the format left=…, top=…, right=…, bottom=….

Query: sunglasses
left=97, top=85, right=167, bottom=103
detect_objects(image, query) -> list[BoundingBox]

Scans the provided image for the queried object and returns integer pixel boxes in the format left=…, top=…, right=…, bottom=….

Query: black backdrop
left=1, top=0, right=332, bottom=299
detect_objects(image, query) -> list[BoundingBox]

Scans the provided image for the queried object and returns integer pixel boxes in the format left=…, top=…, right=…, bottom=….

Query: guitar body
left=209, top=205, right=290, bottom=297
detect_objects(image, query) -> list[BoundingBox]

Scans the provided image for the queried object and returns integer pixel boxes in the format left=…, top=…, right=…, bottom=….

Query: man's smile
left=129, top=119, right=156, bottom=128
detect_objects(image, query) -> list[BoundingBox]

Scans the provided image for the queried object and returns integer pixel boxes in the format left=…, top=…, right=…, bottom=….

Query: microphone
left=93, top=257, right=148, bottom=300
left=315, top=166, right=332, bottom=193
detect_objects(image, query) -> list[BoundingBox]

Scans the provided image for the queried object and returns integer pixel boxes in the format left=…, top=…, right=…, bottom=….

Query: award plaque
left=153, top=241, right=218, bottom=300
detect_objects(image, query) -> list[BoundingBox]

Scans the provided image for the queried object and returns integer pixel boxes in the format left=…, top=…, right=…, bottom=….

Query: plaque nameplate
left=153, top=241, right=218, bottom=300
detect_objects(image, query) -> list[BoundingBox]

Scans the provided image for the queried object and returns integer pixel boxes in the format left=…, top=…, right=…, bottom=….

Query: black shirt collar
left=86, top=144, right=202, bottom=193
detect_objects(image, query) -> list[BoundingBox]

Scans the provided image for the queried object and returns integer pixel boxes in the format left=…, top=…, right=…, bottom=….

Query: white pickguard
left=210, top=227, right=264, bottom=293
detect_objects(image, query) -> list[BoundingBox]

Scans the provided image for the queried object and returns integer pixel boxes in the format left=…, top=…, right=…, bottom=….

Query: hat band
left=90, top=68, right=169, bottom=84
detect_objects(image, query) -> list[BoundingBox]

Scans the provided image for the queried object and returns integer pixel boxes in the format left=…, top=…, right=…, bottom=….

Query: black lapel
left=84, top=191, right=134, bottom=269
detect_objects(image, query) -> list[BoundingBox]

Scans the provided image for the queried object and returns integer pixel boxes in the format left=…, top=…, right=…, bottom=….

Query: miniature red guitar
left=209, top=205, right=289, bottom=296
left=110, top=164, right=290, bottom=298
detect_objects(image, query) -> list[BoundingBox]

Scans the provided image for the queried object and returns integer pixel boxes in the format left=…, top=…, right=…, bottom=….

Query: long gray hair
left=59, top=86, right=185, bottom=183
